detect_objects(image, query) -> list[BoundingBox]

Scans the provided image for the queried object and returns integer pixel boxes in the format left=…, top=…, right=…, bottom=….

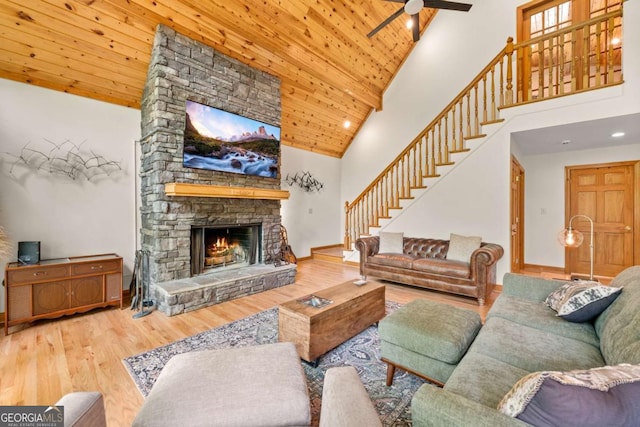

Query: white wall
left=281, top=145, right=342, bottom=258
left=520, top=143, right=640, bottom=268
left=342, top=0, right=640, bottom=281
left=0, top=79, right=140, bottom=310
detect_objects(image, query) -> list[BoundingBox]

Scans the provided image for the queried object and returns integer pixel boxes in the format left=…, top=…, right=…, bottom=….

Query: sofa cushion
left=544, top=280, right=598, bottom=312
left=557, top=285, right=622, bottom=322
left=446, top=233, right=481, bottom=263
left=444, top=351, right=531, bottom=408
left=367, top=253, right=416, bottom=269
left=472, top=317, right=605, bottom=373
left=595, top=266, right=640, bottom=365
left=497, top=364, right=640, bottom=426
left=487, top=294, right=599, bottom=347
left=411, top=257, right=470, bottom=279
left=378, top=231, right=404, bottom=253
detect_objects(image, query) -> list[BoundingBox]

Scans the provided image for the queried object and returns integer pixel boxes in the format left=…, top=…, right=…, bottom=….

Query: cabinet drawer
left=71, top=260, right=120, bottom=276
left=8, top=265, right=69, bottom=284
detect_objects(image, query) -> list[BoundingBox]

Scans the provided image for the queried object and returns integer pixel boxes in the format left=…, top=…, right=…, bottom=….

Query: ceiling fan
left=368, top=0, right=473, bottom=42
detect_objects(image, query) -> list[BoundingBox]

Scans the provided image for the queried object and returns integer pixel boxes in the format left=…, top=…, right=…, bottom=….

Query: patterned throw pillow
left=378, top=232, right=404, bottom=253
left=446, top=233, right=481, bottom=263
left=497, top=364, right=640, bottom=426
left=544, top=280, right=599, bottom=312
left=557, top=285, right=622, bottom=322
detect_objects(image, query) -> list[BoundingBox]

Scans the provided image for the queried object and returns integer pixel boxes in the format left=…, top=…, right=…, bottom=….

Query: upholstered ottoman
left=379, top=299, right=481, bottom=386
left=132, top=342, right=310, bottom=427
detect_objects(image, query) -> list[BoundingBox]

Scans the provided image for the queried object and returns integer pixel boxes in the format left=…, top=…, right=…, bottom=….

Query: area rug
left=123, top=301, right=426, bottom=426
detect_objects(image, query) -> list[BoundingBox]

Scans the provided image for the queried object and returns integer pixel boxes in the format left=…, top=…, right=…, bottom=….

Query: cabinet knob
left=33, top=271, right=46, bottom=276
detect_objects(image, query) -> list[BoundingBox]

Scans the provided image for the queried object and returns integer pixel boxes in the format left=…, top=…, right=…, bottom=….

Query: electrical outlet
left=308, top=208, right=313, bottom=214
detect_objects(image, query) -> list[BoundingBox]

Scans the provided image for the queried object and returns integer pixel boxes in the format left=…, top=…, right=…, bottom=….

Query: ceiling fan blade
left=383, top=0, right=406, bottom=3
left=423, top=0, right=473, bottom=12
left=367, top=5, right=406, bottom=38
left=412, top=14, right=420, bottom=42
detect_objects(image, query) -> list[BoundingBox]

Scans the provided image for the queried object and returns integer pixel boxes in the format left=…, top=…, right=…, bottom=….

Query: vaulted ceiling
left=0, top=0, right=440, bottom=158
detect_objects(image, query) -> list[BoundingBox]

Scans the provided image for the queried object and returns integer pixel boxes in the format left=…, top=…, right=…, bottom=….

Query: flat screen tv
left=183, top=100, right=280, bottom=178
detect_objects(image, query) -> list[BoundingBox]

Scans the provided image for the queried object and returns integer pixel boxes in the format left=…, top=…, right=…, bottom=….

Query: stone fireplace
left=139, top=25, right=296, bottom=316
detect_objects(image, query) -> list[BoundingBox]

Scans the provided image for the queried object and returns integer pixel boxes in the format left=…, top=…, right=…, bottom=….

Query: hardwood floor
left=0, top=259, right=497, bottom=427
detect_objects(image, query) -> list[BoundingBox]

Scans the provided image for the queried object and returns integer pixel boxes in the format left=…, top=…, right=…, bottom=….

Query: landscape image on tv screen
left=183, top=100, right=280, bottom=178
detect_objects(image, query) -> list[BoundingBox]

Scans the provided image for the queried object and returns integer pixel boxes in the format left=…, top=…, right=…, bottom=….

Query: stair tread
left=464, top=134, right=487, bottom=140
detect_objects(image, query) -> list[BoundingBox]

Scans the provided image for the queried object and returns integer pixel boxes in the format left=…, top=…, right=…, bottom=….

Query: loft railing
left=344, top=10, right=623, bottom=249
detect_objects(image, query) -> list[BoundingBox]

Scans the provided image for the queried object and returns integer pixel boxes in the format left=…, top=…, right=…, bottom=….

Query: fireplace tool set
left=131, top=249, right=154, bottom=318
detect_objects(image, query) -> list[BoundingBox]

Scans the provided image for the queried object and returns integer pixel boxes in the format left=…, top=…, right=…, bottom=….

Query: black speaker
left=18, top=241, right=40, bottom=265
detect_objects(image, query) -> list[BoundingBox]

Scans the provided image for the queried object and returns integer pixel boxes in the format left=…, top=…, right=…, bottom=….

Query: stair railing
left=344, top=10, right=623, bottom=249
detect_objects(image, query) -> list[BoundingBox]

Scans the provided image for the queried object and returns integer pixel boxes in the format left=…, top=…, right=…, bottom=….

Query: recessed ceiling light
left=406, top=19, right=413, bottom=29
left=343, top=120, right=351, bottom=129
left=611, top=37, right=621, bottom=45
left=611, top=132, right=625, bottom=138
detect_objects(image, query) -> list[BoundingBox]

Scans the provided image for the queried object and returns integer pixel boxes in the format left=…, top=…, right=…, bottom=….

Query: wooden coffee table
left=278, top=280, right=386, bottom=365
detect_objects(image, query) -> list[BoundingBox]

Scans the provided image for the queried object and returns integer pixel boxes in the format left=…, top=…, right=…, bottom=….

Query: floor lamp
left=558, top=214, right=595, bottom=281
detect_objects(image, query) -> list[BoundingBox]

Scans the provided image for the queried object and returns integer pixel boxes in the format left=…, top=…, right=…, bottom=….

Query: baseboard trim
left=310, top=243, right=344, bottom=251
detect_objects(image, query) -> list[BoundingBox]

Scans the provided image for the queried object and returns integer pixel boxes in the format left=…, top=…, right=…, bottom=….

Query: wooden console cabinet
left=4, top=254, right=123, bottom=335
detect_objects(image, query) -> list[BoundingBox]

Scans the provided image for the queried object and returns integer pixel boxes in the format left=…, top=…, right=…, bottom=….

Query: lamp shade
left=558, top=227, right=584, bottom=248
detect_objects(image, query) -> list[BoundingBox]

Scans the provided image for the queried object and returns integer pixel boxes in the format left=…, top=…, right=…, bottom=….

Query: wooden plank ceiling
left=0, top=0, right=437, bottom=158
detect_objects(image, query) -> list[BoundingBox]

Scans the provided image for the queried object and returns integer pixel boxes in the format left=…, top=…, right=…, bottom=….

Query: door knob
left=625, top=225, right=632, bottom=231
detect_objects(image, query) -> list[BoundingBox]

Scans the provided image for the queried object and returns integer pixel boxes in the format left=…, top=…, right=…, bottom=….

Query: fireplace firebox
left=191, top=224, right=261, bottom=276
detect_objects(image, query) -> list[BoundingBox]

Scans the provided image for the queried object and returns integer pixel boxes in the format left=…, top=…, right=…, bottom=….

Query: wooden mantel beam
left=164, top=183, right=290, bottom=200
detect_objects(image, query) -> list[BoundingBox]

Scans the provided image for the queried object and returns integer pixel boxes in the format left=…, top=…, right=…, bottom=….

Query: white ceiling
left=512, top=113, right=640, bottom=156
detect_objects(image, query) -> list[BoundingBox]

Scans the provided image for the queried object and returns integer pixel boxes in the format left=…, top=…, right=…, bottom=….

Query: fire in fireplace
left=191, top=224, right=261, bottom=276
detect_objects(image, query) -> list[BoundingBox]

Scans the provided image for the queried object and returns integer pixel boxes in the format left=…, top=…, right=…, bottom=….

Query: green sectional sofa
left=412, top=265, right=640, bottom=426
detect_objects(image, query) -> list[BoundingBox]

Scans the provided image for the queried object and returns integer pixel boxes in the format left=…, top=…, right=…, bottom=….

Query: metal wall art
left=284, top=171, right=324, bottom=193
left=5, top=139, right=123, bottom=181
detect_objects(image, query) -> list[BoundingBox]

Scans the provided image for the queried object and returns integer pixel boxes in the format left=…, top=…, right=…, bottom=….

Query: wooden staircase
left=343, top=10, right=623, bottom=250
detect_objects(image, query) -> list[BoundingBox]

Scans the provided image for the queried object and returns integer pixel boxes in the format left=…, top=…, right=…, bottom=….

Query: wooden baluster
left=482, top=75, right=488, bottom=123
left=444, top=116, right=450, bottom=161
left=417, top=136, right=424, bottom=180
left=429, top=129, right=436, bottom=176
left=607, top=17, right=615, bottom=83
left=537, top=40, right=544, bottom=99
left=458, top=99, right=464, bottom=150
left=395, top=163, right=400, bottom=205
left=403, top=155, right=409, bottom=197
left=595, top=21, right=602, bottom=87
left=490, top=65, right=497, bottom=121
left=465, top=93, right=471, bottom=138
left=473, top=85, right=480, bottom=135
left=436, top=122, right=443, bottom=165
left=559, top=33, right=565, bottom=95
left=505, top=37, right=514, bottom=105
left=527, top=45, right=534, bottom=100
left=583, top=25, right=590, bottom=89
left=548, top=37, right=554, bottom=97
left=451, top=105, right=457, bottom=152
left=411, top=146, right=417, bottom=188
left=499, top=59, right=505, bottom=107
left=571, top=29, right=577, bottom=92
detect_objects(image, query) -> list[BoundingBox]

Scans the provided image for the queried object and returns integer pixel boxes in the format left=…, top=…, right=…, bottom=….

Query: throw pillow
left=557, top=285, right=622, bottom=322
left=497, top=364, right=640, bottom=426
left=544, top=280, right=599, bottom=312
left=378, top=232, right=404, bottom=253
left=446, top=233, right=482, bottom=263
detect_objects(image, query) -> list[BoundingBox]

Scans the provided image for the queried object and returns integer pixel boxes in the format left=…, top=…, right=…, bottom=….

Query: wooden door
left=566, top=162, right=636, bottom=277
left=511, top=156, right=525, bottom=272
left=33, top=280, right=71, bottom=315
left=70, top=276, right=104, bottom=307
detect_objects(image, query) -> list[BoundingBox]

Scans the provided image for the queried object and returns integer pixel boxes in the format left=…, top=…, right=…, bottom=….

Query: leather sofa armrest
left=470, top=243, right=504, bottom=272
left=355, top=236, right=379, bottom=276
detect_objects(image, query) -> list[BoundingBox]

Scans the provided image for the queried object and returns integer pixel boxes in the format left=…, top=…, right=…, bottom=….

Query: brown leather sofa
left=355, top=236, right=504, bottom=305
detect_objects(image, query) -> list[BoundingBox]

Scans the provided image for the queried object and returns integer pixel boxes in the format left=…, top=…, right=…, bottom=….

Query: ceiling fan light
left=405, top=0, right=423, bottom=15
